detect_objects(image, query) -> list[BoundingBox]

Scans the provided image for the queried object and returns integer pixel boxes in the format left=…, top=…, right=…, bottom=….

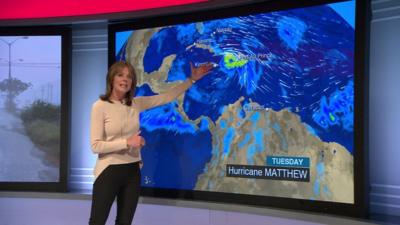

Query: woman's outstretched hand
left=190, top=62, right=214, bottom=82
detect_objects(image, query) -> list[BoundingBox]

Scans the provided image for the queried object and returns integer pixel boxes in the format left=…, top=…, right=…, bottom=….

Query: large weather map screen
left=114, top=0, right=356, bottom=203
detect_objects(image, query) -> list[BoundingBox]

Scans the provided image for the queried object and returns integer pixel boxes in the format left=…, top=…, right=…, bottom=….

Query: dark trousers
left=89, top=162, right=141, bottom=225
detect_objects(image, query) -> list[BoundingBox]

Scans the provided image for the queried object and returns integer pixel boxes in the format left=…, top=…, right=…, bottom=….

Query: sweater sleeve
left=90, top=101, right=127, bottom=154
left=134, top=79, right=192, bottom=112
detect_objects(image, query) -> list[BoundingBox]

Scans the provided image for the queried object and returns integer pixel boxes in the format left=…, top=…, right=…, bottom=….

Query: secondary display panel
left=0, top=26, right=70, bottom=192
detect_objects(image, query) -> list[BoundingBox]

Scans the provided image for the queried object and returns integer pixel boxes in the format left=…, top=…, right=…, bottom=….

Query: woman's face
left=112, top=66, right=133, bottom=96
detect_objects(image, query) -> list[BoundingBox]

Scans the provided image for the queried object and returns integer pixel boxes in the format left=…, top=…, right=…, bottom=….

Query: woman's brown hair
left=100, top=61, right=137, bottom=106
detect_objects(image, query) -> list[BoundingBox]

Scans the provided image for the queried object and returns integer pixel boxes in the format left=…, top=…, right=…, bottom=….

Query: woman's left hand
left=190, top=62, right=214, bottom=81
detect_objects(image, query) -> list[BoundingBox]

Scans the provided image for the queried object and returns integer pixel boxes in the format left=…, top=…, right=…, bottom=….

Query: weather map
left=115, top=0, right=355, bottom=203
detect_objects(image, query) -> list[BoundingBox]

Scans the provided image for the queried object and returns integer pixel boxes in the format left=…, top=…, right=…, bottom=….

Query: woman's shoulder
left=92, top=99, right=109, bottom=109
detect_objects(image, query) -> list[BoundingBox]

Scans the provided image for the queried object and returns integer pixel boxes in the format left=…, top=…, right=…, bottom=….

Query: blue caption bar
left=266, top=156, right=310, bottom=168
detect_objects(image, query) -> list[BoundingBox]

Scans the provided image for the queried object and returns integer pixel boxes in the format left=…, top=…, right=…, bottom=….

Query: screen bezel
left=108, top=0, right=370, bottom=217
left=0, top=26, right=71, bottom=192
